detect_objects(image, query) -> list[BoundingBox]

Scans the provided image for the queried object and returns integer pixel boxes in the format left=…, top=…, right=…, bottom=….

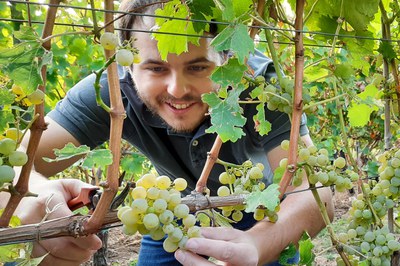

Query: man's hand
left=15, top=178, right=102, bottom=265
left=174, top=227, right=259, bottom=266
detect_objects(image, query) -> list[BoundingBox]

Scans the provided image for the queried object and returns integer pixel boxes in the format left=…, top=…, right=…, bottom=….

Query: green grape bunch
left=0, top=137, right=28, bottom=187
left=376, top=149, right=400, bottom=199
left=118, top=173, right=201, bottom=253
left=216, top=160, right=279, bottom=223
left=279, top=140, right=354, bottom=192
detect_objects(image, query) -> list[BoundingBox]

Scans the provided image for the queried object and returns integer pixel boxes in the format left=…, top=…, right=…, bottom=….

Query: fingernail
left=175, top=249, right=185, bottom=263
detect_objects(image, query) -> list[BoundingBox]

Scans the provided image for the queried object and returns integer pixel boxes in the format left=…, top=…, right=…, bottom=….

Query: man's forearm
left=247, top=184, right=333, bottom=264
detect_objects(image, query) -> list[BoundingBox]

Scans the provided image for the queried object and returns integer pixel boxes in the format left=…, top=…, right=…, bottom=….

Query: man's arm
left=175, top=139, right=334, bottom=266
left=21, top=117, right=82, bottom=177
left=0, top=168, right=102, bottom=265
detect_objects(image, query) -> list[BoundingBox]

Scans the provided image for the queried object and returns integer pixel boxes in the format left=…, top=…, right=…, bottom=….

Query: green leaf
left=214, top=0, right=234, bottom=21
left=187, top=0, right=215, bottom=32
left=43, top=143, right=90, bottom=162
left=0, top=89, right=15, bottom=105
left=273, top=166, right=285, bottom=184
left=254, top=103, right=272, bottom=136
left=211, top=24, right=254, bottom=64
left=347, top=103, right=372, bottom=127
left=154, top=1, right=200, bottom=60
left=121, top=153, right=147, bottom=175
left=245, top=183, right=280, bottom=213
left=0, top=110, right=14, bottom=133
left=299, top=232, right=315, bottom=265
left=211, top=209, right=234, bottom=227
left=203, top=84, right=246, bottom=142
left=210, top=58, right=247, bottom=87
left=13, top=26, right=40, bottom=41
left=378, top=41, right=397, bottom=61
left=0, top=41, right=45, bottom=94
left=278, top=243, right=297, bottom=265
left=82, top=149, right=113, bottom=169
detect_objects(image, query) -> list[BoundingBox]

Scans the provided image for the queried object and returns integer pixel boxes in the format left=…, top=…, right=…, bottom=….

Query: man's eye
left=147, top=67, right=165, bottom=72
left=188, top=65, right=207, bottom=71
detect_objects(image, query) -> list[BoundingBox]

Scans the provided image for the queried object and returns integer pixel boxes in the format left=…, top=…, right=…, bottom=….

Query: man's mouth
left=168, top=103, right=192, bottom=110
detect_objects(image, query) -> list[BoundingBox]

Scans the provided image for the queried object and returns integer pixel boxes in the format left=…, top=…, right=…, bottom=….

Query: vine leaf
left=347, top=84, right=381, bottom=127
left=298, top=232, right=314, bottom=266
left=244, top=183, right=280, bottom=213
left=121, top=154, right=147, bottom=175
left=254, top=103, right=272, bottom=136
left=202, top=84, right=246, bottom=142
left=43, top=143, right=113, bottom=170
left=214, top=0, right=234, bottom=21
left=154, top=0, right=200, bottom=60
left=0, top=26, right=50, bottom=95
left=211, top=23, right=254, bottom=64
left=210, top=58, right=247, bottom=88
left=0, top=90, right=15, bottom=106
left=0, top=111, right=15, bottom=133
left=377, top=41, right=397, bottom=61
left=187, top=0, right=215, bottom=32
left=278, top=243, right=297, bottom=265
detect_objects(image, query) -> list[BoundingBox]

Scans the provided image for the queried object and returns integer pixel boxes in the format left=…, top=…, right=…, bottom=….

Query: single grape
left=11, top=84, right=24, bottom=95
left=131, top=186, right=147, bottom=199
left=99, top=32, right=119, bottom=50
left=163, top=237, right=179, bottom=253
left=120, top=209, right=140, bottom=226
left=338, top=233, right=348, bottom=243
left=117, top=206, right=131, bottom=220
left=146, top=187, right=160, bottom=200
left=173, top=178, right=187, bottom=191
left=122, top=224, right=138, bottom=235
left=334, top=157, right=346, bottom=169
left=218, top=172, right=231, bottom=185
left=156, top=175, right=172, bottom=189
left=158, top=189, right=171, bottom=201
left=182, top=214, right=196, bottom=228
left=298, top=148, right=310, bottom=161
left=0, top=165, right=15, bottom=183
left=217, top=186, right=230, bottom=197
left=116, top=49, right=134, bottom=66
left=143, top=213, right=159, bottom=230
left=150, top=227, right=165, bottom=241
left=248, top=166, right=263, bottom=180
left=280, top=140, right=290, bottom=151
left=5, top=128, right=22, bottom=142
left=8, top=151, right=28, bottom=166
left=253, top=208, right=265, bottom=221
left=178, top=236, right=189, bottom=249
left=0, top=138, right=17, bottom=156
left=159, top=209, right=174, bottom=224
left=153, top=198, right=167, bottom=213
left=163, top=224, right=175, bottom=234
left=169, top=227, right=183, bottom=242
left=168, top=193, right=182, bottom=206
left=27, top=89, right=45, bottom=105
left=317, top=154, right=329, bottom=166
left=131, top=198, right=148, bottom=214
left=141, top=173, right=157, bottom=188
left=174, top=204, right=189, bottom=219
left=232, top=210, right=243, bottom=222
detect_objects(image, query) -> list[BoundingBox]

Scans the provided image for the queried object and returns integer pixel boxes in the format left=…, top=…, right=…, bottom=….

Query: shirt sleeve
left=47, top=72, right=112, bottom=148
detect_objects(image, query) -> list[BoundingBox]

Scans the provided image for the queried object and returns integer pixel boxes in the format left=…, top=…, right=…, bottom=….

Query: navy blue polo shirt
left=48, top=50, right=308, bottom=195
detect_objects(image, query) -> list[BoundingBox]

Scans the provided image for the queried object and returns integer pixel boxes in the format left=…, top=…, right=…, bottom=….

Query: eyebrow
left=141, top=57, right=213, bottom=65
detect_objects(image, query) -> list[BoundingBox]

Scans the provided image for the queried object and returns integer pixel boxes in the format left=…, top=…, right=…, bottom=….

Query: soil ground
left=83, top=190, right=353, bottom=266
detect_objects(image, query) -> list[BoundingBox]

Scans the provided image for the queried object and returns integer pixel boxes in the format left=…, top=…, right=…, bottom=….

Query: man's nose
left=167, top=72, right=188, bottom=99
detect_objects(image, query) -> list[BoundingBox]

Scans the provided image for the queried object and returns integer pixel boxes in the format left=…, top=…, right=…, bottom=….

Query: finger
left=200, top=227, right=242, bottom=241
left=183, top=238, right=257, bottom=266
left=175, top=249, right=218, bottom=266
left=33, top=237, right=96, bottom=264
left=61, top=179, right=98, bottom=199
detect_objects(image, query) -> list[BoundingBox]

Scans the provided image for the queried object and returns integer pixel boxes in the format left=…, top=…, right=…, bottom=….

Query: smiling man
left=16, top=0, right=334, bottom=265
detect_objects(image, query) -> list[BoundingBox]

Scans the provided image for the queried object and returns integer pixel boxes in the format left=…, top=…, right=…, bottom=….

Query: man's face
left=130, top=31, right=222, bottom=133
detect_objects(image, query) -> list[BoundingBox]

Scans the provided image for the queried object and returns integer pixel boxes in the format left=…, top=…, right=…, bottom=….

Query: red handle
left=67, top=187, right=98, bottom=211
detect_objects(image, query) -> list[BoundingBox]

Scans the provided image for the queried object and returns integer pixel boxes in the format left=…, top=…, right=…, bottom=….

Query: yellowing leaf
left=347, top=103, right=372, bottom=127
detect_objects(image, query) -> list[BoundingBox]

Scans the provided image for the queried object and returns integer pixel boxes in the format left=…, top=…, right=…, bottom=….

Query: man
left=8, top=0, right=333, bottom=265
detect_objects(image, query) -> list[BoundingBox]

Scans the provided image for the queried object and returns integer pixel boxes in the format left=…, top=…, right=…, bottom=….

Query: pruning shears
left=67, top=187, right=102, bottom=212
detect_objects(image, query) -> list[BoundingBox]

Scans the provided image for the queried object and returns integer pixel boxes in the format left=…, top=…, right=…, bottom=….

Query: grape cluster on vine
left=0, top=134, right=28, bottom=187
left=118, top=173, right=200, bottom=253
left=215, top=160, right=279, bottom=223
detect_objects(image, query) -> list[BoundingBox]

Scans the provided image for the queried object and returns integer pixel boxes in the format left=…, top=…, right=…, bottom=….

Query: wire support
left=1, top=0, right=400, bottom=44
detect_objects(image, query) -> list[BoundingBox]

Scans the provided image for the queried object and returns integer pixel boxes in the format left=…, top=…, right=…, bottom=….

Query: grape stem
left=195, top=136, right=223, bottom=193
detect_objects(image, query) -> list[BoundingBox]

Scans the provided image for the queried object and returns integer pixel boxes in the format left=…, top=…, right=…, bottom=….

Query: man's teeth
left=170, top=103, right=190, bottom=109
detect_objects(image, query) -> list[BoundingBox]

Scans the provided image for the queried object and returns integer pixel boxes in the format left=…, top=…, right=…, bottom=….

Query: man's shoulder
left=247, top=50, right=274, bottom=77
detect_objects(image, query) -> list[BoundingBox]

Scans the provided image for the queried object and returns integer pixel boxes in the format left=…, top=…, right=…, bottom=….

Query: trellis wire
left=1, top=0, right=400, bottom=45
